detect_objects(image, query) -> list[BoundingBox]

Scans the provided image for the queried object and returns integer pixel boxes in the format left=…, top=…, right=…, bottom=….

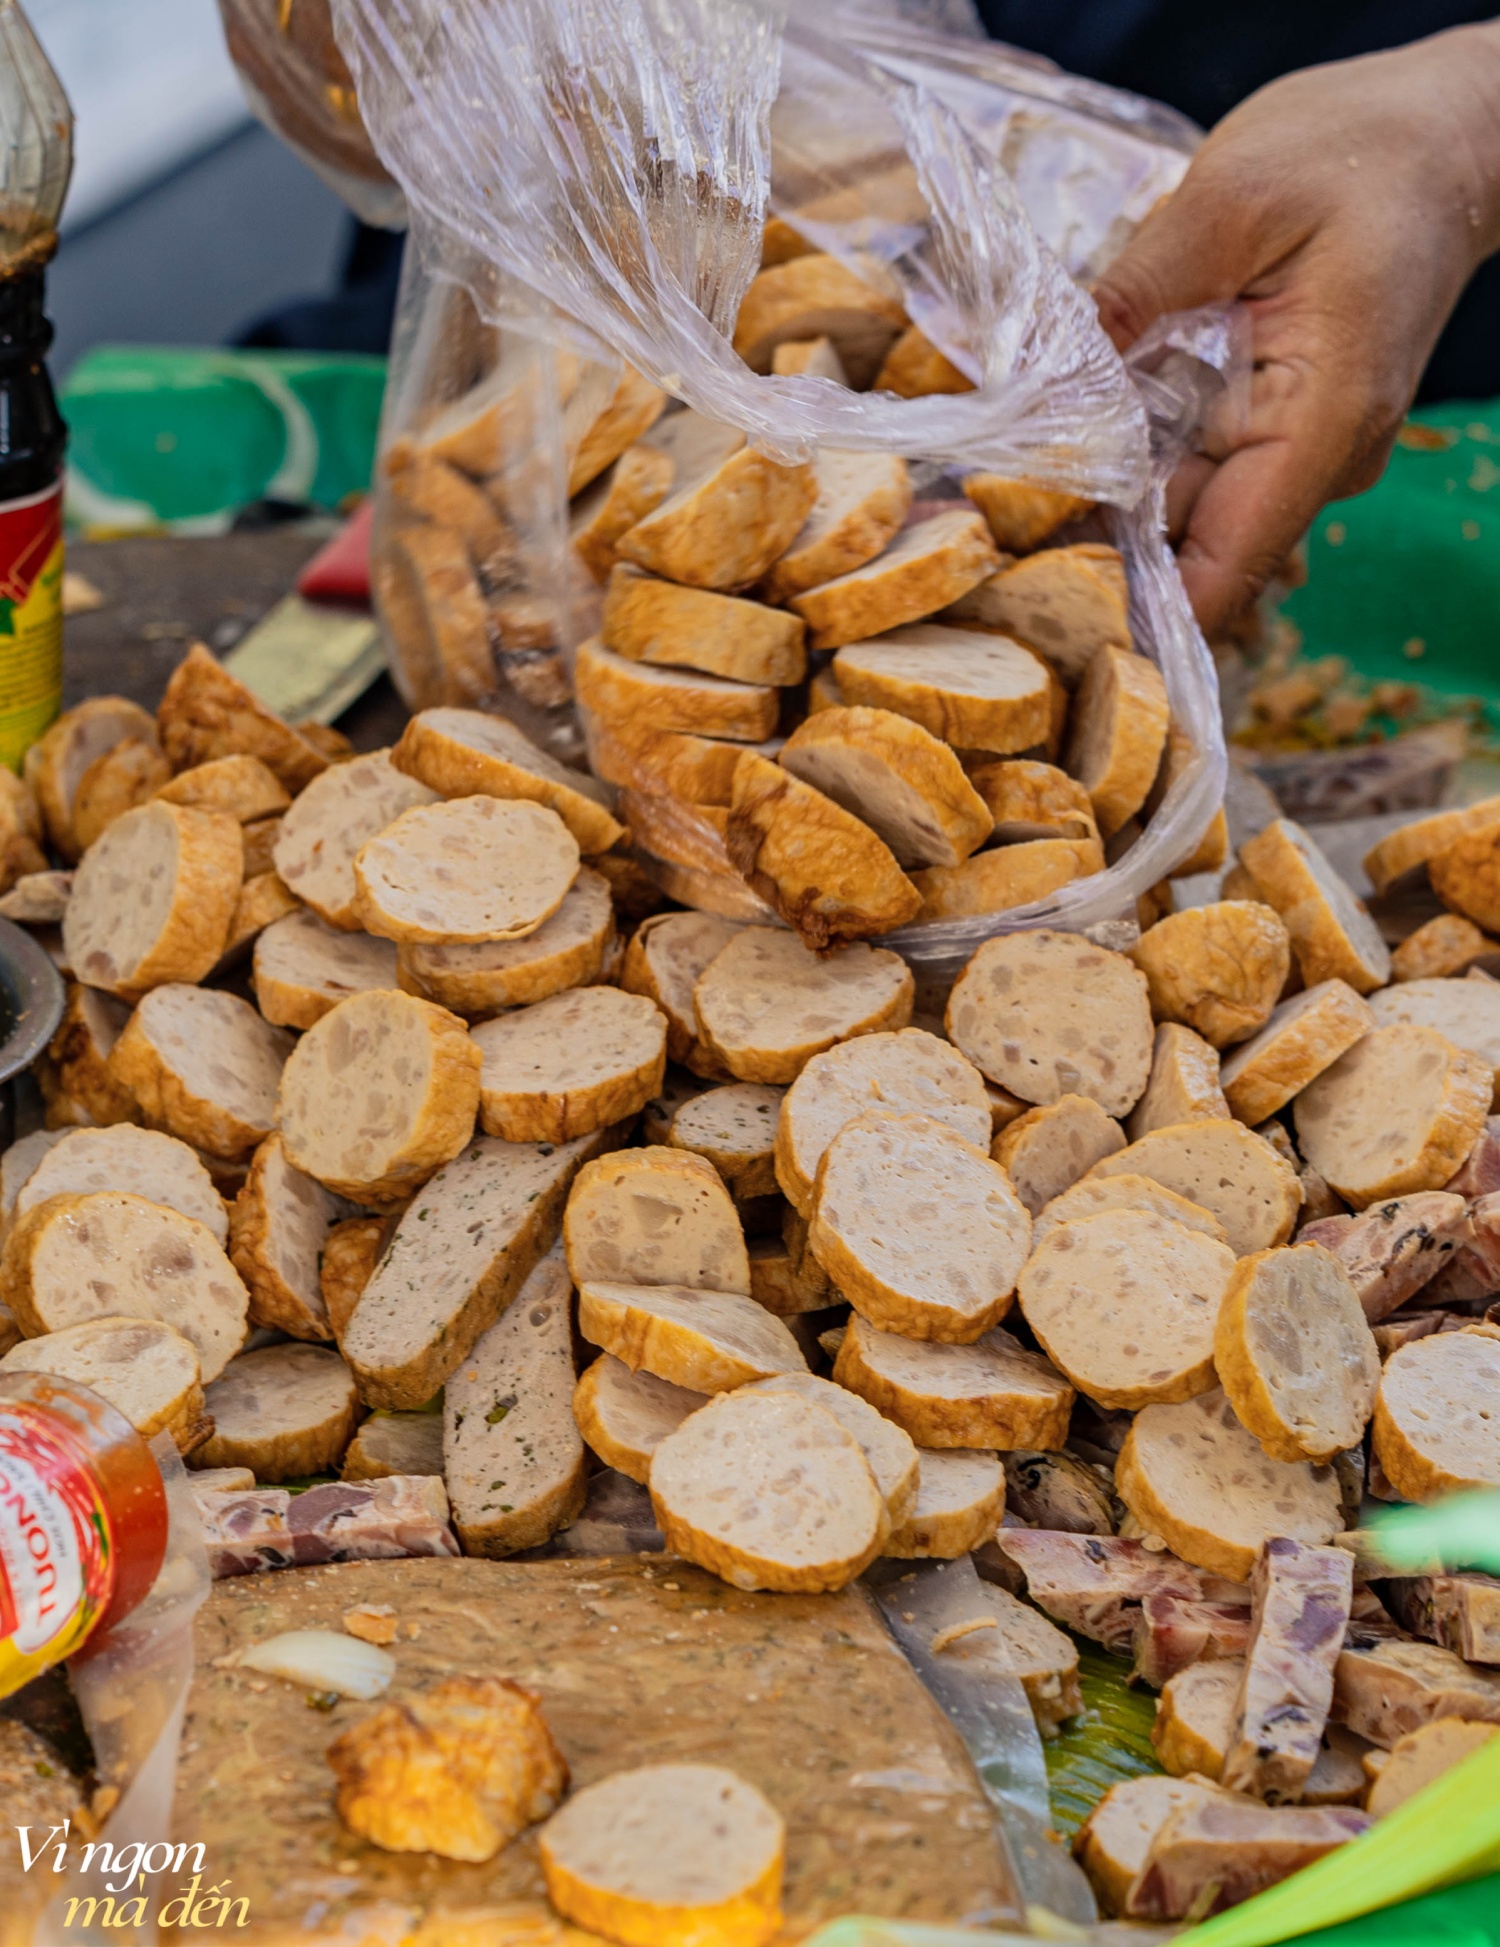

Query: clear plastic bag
left=218, top=0, right=405, bottom=228
left=335, top=0, right=1234, bottom=979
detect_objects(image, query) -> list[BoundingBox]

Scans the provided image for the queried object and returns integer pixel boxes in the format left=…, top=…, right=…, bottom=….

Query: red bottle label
left=0, top=477, right=62, bottom=773
left=0, top=1401, right=115, bottom=1697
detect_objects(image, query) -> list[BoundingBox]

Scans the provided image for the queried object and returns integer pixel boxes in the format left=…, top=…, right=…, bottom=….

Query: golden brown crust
left=1240, top=818, right=1392, bottom=993
left=726, top=754, right=920, bottom=950
left=617, top=449, right=817, bottom=593
left=789, top=511, right=1002, bottom=651
left=832, top=1317, right=1073, bottom=1449
left=962, top=475, right=1094, bottom=554
left=277, top=992, right=483, bottom=1204
left=583, top=715, right=757, bottom=808
left=1364, top=795, right=1500, bottom=894
left=41, top=984, right=137, bottom=1128
left=110, top=992, right=290, bottom=1162
left=1219, top=981, right=1376, bottom=1125
left=1064, top=645, right=1170, bottom=838
left=156, top=643, right=329, bottom=791
left=834, top=627, right=1053, bottom=753
left=228, top=1134, right=337, bottom=1343
left=31, top=696, right=161, bottom=859
left=950, top=545, right=1130, bottom=686
left=759, top=453, right=912, bottom=606
left=1292, top=1023, right=1492, bottom=1207
left=392, top=711, right=624, bottom=855
left=321, top=1215, right=391, bottom=1342
left=967, top=758, right=1098, bottom=843
left=779, top=706, right=992, bottom=870
left=911, top=836, right=1103, bottom=921
left=873, top=325, right=974, bottom=398
left=474, top=991, right=666, bottom=1144
left=1213, top=1243, right=1379, bottom=1463
left=382, top=440, right=515, bottom=573
left=732, top=254, right=908, bottom=386
left=63, top=802, right=243, bottom=1000
left=153, top=752, right=292, bottom=822
left=1391, top=913, right=1496, bottom=983
left=568, top=367, right=668, bottom=496
left=71, top=739, right=174, bottom=852
left=1129, top=902, right=1291, bottom=1050
left=574, top=637, right=780, bottom=743
left=1429, top=816, right=1500, bottom=933
left=381, top=524, right=495, bottom=706
left=1372, top=1328, right=1500, bottom=1501
left=571, top=445, right=675, bottom=583
left=1127, top=1024, right=1229, bottom=1140
left=602, top=564, right=807, bottom=687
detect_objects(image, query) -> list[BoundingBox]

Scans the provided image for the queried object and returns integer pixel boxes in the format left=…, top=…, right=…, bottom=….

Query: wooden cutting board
left=174, top=1554, right=1020, bottom=1944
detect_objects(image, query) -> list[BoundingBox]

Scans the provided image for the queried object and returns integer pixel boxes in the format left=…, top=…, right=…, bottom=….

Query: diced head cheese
left=648, top=1388, right=884, bottom=1594
left=271, top=749, right=437, bottom=928
left=775, top=1027, right=991, bottom=1215
left=1214, top=1243, right=1379, bottom=1463
left=1019, top=1210, right=1236, bottom=1410
left=946, top=930, right=1154, bottom=1118
left=565, top=1147, right=750, bottom=1294
left=1116, top=1389, right=1344, bottom=1581
left=810, top=1111, right=1031, bottom=1342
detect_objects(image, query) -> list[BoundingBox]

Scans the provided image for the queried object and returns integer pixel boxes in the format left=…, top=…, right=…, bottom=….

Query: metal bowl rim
left=0, top=914, right=65, bottom=1085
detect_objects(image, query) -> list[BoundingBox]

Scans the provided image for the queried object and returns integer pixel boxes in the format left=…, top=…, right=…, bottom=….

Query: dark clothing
left=243, top=2, right=1500, bottom=401
left=974, top=0, right=1500, bottom=401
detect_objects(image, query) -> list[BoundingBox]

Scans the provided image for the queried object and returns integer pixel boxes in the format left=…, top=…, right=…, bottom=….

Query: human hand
left=1092, top=23, right=1500, bottom=634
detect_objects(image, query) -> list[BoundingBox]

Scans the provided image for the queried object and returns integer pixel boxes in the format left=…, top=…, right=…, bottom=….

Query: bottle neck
left=0, top=267, right=54, bottom=366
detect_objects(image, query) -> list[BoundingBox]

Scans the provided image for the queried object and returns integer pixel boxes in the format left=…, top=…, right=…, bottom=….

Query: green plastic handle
left=1174, top=1736, right=1500, bottom=1947
left=1365, top=1490, right=1500, bottom=1575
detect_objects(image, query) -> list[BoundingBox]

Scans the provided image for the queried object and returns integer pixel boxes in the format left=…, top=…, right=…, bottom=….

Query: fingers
left=1093, top=165, right=1269, bottom=354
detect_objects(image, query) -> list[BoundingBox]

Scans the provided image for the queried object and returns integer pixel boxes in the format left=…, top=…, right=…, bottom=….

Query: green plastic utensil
left=1365, top=1491, right=1500, bottom=1576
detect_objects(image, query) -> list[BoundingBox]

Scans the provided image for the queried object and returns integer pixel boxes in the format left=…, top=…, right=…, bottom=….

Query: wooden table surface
left=64, top=527, right=406, bottom=749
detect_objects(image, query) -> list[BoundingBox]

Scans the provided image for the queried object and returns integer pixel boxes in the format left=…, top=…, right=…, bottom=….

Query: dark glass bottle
left=0, top=0, right=70, bottom=773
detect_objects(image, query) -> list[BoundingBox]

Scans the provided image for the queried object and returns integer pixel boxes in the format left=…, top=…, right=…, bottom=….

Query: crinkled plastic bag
left=334, top=0, right=1233, bottom=980
left=218, top=0, right=405, bottom=228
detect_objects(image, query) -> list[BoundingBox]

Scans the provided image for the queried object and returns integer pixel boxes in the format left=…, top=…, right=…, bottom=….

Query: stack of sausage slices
left=374, top=240, right=1230, bottom=949
left=0, top=621, right=1497, bottom=1927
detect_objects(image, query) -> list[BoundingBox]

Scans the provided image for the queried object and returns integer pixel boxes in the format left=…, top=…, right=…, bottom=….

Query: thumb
left=1092, top=171, right=1263, bottom=354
